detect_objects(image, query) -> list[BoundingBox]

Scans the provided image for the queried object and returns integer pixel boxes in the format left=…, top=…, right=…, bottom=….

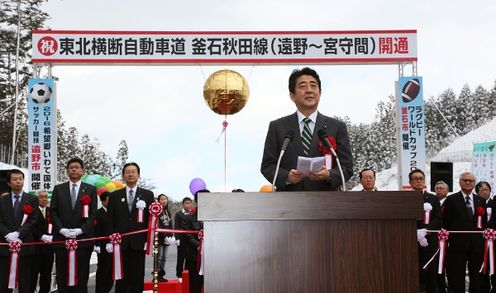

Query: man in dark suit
left=0, top=169, right=39, bottom=293
left=94, top=191, right=113, bottom=293
left=443, top=172, right=486, bottom=293
left=50, top=158, right=97, bottom=293
left=31, top=190, right=55, bottom=293
left=174, top=196, right=192, bottom=280
left=409, top=169, right=442, bottom=293
left=106, top=162, right=154, bottom=293
left=261, top=67, right=353, bottom=191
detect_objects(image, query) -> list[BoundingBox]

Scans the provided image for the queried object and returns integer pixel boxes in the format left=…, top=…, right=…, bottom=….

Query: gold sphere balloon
left=203, top=69, right=250, bottom=115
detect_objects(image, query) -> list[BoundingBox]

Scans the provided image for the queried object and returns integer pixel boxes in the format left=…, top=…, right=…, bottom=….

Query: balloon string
left=214, top=120, right=228, bottom=143
left=224, top=116, right=227, bottom=192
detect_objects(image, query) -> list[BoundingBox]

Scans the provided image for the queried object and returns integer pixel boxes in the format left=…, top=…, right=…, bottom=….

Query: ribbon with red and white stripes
left=481, top=229, right=496, bottom=275
left=197, top=229, right=204, bottom=276
left=423, top=203, right=432, bottom=225
left=65, top=239, right=78, bottom=286
left=82, top=205, right=89, bottom=218
left=437, top=229, right=449, bottom=274
left=146, top=202, right=163, bottom=255
left=110, top=233, right=123, bottom=280
left=8, top=241, right=21, bottom=289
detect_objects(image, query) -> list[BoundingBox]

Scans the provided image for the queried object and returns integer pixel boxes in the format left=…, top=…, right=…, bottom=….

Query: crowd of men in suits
left=0, top=159, right=204, bottom=293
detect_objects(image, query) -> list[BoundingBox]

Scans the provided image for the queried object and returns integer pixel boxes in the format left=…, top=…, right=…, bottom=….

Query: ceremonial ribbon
left=80, top=195, right=91, bottom=218
left=82, top=205, right=89, bottom=218
left=197, top=230, right=204, bottom=275
left=423, top=203, right=432, bottom=225
left=477, top=207, right=486, bottom=229
left=110, top=233, right=123, bottom=280
left=481, top=229, right=496, bottom=275
left=146, top=202, right=163, bottom=255
left=8, top=241, right=21, bottom=289
left=436, top=229, right=449, bottom=273
left=136, top=200, right=146, bottom=223
left=488, top=208, right=493, bottom=222
left=65, top=239, right=78, bottom=286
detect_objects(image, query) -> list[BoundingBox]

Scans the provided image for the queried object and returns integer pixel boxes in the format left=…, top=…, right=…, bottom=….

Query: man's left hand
left=309, top=166, right=330, bottom=182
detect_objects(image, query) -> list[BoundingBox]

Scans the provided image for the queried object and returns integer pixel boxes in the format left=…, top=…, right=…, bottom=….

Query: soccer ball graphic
left=29, top=82, right=52, bottom=104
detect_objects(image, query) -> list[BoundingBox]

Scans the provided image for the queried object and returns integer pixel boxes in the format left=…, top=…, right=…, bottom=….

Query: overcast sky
left=40, top=0, right=496, bottom=200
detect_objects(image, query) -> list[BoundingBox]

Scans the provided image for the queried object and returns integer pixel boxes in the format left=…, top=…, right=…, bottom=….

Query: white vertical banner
left=396, top=76, right=426, bottom=189
left=27, top=78, right=57, bottom=192
left=472, top=141, right=496, bottom=197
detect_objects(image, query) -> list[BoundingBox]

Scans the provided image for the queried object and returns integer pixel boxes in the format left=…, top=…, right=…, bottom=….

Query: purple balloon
left=189, top=178, right=206, bottom=196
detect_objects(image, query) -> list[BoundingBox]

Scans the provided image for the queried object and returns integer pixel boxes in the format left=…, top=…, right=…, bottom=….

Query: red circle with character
left=37, top=36, right=58, bottom=56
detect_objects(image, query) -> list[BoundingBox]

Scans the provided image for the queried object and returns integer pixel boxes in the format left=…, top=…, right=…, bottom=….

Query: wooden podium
left=198, top=191, right=423, bottom=293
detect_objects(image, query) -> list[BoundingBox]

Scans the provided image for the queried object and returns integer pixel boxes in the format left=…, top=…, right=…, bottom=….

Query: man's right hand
left=287, top=169, right=305, bottom=185
left=59, top=228, right=71, bottom=238
left=106, top=243, right=113, bottom=253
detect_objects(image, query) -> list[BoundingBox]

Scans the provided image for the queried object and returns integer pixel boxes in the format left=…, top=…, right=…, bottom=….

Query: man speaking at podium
left=261, top=67, right=353, bottom=191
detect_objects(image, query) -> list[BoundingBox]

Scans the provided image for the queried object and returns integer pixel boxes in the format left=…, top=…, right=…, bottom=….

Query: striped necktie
left=301, top=117, right=313, bottom=156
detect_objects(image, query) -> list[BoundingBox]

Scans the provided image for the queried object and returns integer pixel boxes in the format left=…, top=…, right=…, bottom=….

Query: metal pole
left=10, top=0, right=22, bottom=165
left=153, top=226, right=159, bottom=292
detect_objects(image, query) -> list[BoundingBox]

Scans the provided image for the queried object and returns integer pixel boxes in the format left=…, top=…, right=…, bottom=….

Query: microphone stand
left=272, top=150, right=286, bottom=192
left=329, top=148, right=347, bottom=192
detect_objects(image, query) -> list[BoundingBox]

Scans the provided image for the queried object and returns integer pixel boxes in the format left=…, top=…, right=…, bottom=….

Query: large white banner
left=32, top=30, right=417, bottom=65
left=396, top=76, right=426, bottom=190
left=472, top=141, right=496, bottom=197
left=27, top=78, right=57, bottom=192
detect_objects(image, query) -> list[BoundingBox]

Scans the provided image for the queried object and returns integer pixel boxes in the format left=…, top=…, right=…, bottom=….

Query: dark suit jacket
left=417, top=192, right=442, bottom=248
left=261, top=112, right=353, bottom=191
left=33, top=206, right=54, bottom=255
left=443, top=191, right=486, bottom=252
left=94, top=207, right=111, bottom=250
left=50, top=181, right=97, bottom=248
left=0, top=192, right=39, bottom=255
left=107, top=187, right=154, bottom=251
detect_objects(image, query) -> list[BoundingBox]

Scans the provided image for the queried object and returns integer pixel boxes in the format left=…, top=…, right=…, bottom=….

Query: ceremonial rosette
left=8, top=241, right=21, bottom=289
left=109, top=233, right=123, bottom=280
left=318, top=136, right=337, bottom=169
left=423, top=202, right=432, bottom=225
left=481, top=229, right=496, bottom=275
left=437, top=229, right=449, bottom=273
left=80, top=195, right=91, bottom=218
left=21, top=204, right=33, bottom=225
left=136, top=200, right=146, bottom=223
left=65, top=239, right=78, bottom=286
left=477, top=207, right=486, bottom=229
left=146, top=202, right=163, bottom=255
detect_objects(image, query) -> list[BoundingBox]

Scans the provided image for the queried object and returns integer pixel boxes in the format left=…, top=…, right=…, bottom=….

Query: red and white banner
left=32, top=30, right=417, bottom=65
left=65, top=239, right=78, bottom=286
left=146, top=202, right=163, bottom=255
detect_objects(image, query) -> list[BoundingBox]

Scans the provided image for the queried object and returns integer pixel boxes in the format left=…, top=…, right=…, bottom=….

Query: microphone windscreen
left=284, top=130, right=294, bottom=141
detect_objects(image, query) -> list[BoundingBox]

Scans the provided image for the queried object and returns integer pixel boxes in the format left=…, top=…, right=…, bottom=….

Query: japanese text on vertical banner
left=27, top=79, right=57, bottom=192
left=472, top=141, right=496, bottom=197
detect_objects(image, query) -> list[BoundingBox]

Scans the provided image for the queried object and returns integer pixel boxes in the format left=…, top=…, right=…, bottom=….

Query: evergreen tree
left=454, top=84, right=472, bottom=134
left=112, top=140, right=128, bottom=179
left=472, top=85, right=489, bottom=125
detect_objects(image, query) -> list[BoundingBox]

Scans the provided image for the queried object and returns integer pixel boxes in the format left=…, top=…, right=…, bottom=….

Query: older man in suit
left=0, top=169, right=38, bottom=293
left=50, top=158, right=97, bottom=293
left=261, top=67, right=353, bottom=191
left=443, top=172, right=486, bottom=293
left=106, top=162, right=154, bottom=293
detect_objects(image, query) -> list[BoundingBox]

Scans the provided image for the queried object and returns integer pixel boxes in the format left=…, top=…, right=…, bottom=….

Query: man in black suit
left=50, top=158, right=97, bottom=293
left=106, top=162, right=155, bottom=293
left=0, top=169, right=39, bottom=293
left=261, top=67, right=353, bottom=191
left=409, top=169, right=442, bottom=293
left=174, top=196, right=193, bottom=280
left=94, top=191, right=113, bottom=293
left=31, top=190, right=55, bottom=293
left=443, top=172, right=486, bottom=293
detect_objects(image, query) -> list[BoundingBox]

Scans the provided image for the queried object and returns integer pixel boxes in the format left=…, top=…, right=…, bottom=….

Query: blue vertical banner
left=472, top=141, right=496, bottom=197
left=27, top=78, right=57, bottom=192
left=396, top=76, right=426, bottom=189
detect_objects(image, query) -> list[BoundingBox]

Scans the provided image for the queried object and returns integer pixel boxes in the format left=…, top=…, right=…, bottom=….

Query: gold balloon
left=203, top=69, right=249, bottom=115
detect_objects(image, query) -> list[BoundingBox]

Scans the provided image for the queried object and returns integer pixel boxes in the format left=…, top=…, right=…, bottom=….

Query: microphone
left=272, top=130, right=294, bottom=191
left=317, top=129, right=347, bottom=191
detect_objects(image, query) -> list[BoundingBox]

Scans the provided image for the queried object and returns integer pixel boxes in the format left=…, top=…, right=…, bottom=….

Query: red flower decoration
left=477, top=206, right=485, bottom=216
left=318, top=136, right=337, bottom=156
left=22, top=204, right=33, bottom=215
left=47, top=215, right=52, bottom=223
left=80, top=195, right=92, bottom=205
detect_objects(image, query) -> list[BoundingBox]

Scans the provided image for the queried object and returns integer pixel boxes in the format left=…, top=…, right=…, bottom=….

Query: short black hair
left=359, top=168, right=376, bottom=179
left=6, top=169, right=24, bottom=182
left=232, top=188, right=245, bottom=192
left=408, top=169, right=425, bottom=181
left=99, top=191, right=110, bottom=202
left=182, top=197, right=193, bottom=204
left=288, top=67, right=322, bottom=94
left=122, top=162, right=140, bottom=175
left=475, top=181, right=492, bottom=194
left=66, top=158, right=84, bottom=169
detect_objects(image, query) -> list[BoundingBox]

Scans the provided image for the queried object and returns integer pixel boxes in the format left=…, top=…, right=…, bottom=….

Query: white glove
left=41, top=234, right=53, bottom=243
left=417, top=229, right=429, bottom=247
left=71, top=228, right=83, bottom=238
left=94, top=245, right=101, bottom=254
left=59, top=228, right=71, bottom=238
left=164, top=236, right=173, bottom=245
left=176, top=239, right=180, bottom=246
left=5, top=231, right=19, bottom=242
left=105, top=243, right=113, bottom=253
left=418, top=236, right=429, bottom=247
left=417, top=228, right=427, bottom=239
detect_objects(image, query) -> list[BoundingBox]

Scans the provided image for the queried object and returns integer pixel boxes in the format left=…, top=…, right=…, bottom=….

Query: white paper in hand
left=296, top=156, right=325, bottom=176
